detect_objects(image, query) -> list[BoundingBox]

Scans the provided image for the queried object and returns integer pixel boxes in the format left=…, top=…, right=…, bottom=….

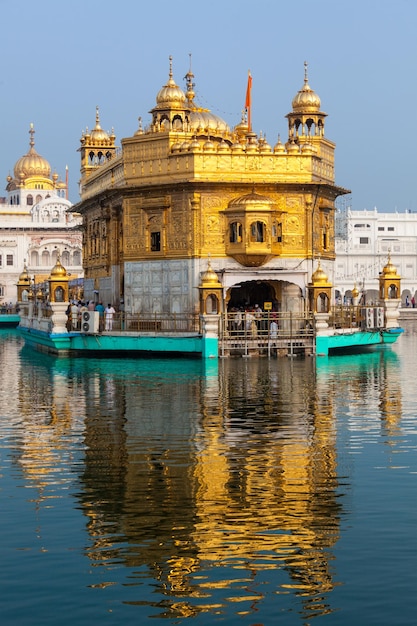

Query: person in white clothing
left=104, top=304, right=116, bottom=331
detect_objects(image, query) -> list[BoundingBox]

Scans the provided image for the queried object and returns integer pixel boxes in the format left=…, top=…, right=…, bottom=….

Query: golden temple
left=74, top=58, right=350, bottom=315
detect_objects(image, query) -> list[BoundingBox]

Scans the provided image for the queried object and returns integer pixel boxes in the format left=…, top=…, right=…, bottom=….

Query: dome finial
left=185, top=52, right=195, bottom=103
left=169, top=55, right=173, bottom=80
left=304, top=60, right=309, bottom=84
left=29, top=123, right=35, bottom=149
left=95, top=105, right=101, bottom=129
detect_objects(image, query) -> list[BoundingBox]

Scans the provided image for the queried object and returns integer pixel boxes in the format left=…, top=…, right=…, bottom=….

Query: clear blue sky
left=0, top=0, right=415, bottom=212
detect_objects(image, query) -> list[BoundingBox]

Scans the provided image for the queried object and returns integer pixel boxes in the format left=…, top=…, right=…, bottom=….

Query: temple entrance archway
left=226, top=280, right=304, bottom=313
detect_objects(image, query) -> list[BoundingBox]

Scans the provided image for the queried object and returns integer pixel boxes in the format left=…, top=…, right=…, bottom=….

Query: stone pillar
left=50, top=302, right=70, bottom=334
left=201, top=314, right=219, bottom=359
left=314, top=312, right=330, bottom=334
left=384, top=299, right=401, bottom=329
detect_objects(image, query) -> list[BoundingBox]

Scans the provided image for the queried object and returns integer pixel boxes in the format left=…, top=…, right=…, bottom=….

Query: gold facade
left=75, top=59, right=349, bottom=312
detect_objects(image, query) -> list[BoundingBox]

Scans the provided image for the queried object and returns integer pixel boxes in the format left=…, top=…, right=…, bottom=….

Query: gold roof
left=382, top=252, right=399, bottom=277
left=311, top=260, right=329, bottom=285
left=13, top=124, right=51, bottom=181
left=18, top=264, right=31, bottom=283
left=49, top=257, right=67, bottom=279
left=292, top=62, right=321, bottom=113
left=352, top=283, right=359, bottom=297
left=90, top=106, right=112, bottom=143
left=200, top=260, right=221, bottom=287
left=155, top=56, right=187, bottom=109
left=160, top=55, right=230, bottom=135
left=228, top=191, right=274, bottom=209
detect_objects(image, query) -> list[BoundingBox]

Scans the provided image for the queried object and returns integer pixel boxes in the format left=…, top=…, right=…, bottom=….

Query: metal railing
left=219, top=311, right=316, bottom=356
left=75, top=312, right=202, bottom=334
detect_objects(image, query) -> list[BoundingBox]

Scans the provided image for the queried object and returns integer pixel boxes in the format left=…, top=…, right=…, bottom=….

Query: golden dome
left=382, top=252, right=399, bottom=277
left=201, top=260, right=221, bottom=286
left=228, top=191, right=274, bottom=209
left=90, top=106, right=111, bottom=144
left=49, top=257, right=67, bottom=279
left=155, top=56, right=186, bottom=109
left=189, top=109, right=229, bottom=135
left=292, top=62, right=321, bottom=113
left=234, top=110, right=249, bottom=140
left=311, top=260, right=329, bottom=285
left=14, top=124, right=51, bottom=181
left=18, top=265, right=31, bottom=284
left=273, top=135, right=285, bottom=153
left=352, top=283, right=359, bottom=297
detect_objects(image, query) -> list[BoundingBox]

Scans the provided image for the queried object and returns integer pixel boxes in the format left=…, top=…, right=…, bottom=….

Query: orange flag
left=245, top=71, right=252, bottom=131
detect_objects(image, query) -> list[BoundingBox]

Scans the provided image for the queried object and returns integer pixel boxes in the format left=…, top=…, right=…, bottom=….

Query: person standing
left=70, top=301, right=79, bottom=330
left=104, top=303, right=116, bottom=331
left=95, top=301, right=105, bottom=331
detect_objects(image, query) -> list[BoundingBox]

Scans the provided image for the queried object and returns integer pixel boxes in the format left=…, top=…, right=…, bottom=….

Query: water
left=0, top=326, right=416, bottom=625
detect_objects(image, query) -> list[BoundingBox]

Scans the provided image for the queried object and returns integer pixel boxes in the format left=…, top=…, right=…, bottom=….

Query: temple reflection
left=9, top=345, right=404, bottom=621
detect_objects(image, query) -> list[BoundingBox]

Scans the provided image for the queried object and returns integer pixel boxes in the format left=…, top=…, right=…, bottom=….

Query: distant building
left=0, top=124, right=83, bottom=304
left=335, top=207, right=417, bottom=304
left=74, top=59, right=350, bottom=314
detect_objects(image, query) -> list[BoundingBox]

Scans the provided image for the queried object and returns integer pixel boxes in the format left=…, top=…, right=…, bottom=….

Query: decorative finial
left=29, top=123, right=35, bottom=149
left=304, top=60, right=308, bottom=84
left=185, top=52, right=195, bottom=102
left=95, top=105, right=101, bottom=128
left=169, top=55, right=173, bottom=80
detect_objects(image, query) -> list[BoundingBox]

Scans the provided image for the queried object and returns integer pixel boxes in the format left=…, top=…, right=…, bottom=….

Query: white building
left=335, top=207, right=417, bottom=304
left=0, top=124, right=83, bottom=305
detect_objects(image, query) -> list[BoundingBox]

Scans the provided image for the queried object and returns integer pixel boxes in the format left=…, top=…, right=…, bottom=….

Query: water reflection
left=1, top=330, right=410, bottom=623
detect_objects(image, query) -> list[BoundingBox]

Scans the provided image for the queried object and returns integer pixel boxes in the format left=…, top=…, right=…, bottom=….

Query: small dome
left=352, top=284, right=359, bottom=297
left=89, top=106, right=111, bottom=144
left=14, top=124, right=51, bottom=180
left=382, top=252, right=399, bottom=277
left=201, top=260, right=221, bottom=286
left=203, top=139, right=216, bottom=152
left=311, top=260, right=329, bottom=285
left=228, top=191, right=274, bottom=209
left=287, top=140, right=300, bottom=154
left=49, top=257, right=67, bottom=279
left=18, top=265, right=31, bottom=284
left=292, top=62, right=321, bottom=113
left=273, top=135, right=286, bottom=153
left=217, top=139, right=230, bottom=153
left=189, top=138, right=202, bottom=152
left=234, top=111, right=249, bottom=139
left=171, top=140, right=182, bottom=152
left=155, top=56, right=186, bottom=109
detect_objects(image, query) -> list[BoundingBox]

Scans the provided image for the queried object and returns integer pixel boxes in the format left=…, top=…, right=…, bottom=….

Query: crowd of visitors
left=66, top=300, right=116, bottom=332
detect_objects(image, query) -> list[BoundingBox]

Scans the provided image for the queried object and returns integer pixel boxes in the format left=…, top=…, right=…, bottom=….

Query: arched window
left=389, top=284, right=398, bottom=299
left=62, top=250, right=70, bottom=265
left=27, top=195, right=33, bottom=206
left=229, top=221, right=242, bottom=243
left=172, top=116, right=183, bottom=131
left=205, top=294, right=218, bottom=314
left=250, top=221, right=265, bottom=243
left=54, top=286, right=64, bottom=302
left=73, top=250, right=81, bottom=265
left=317, top=292, right=329, bottom=313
